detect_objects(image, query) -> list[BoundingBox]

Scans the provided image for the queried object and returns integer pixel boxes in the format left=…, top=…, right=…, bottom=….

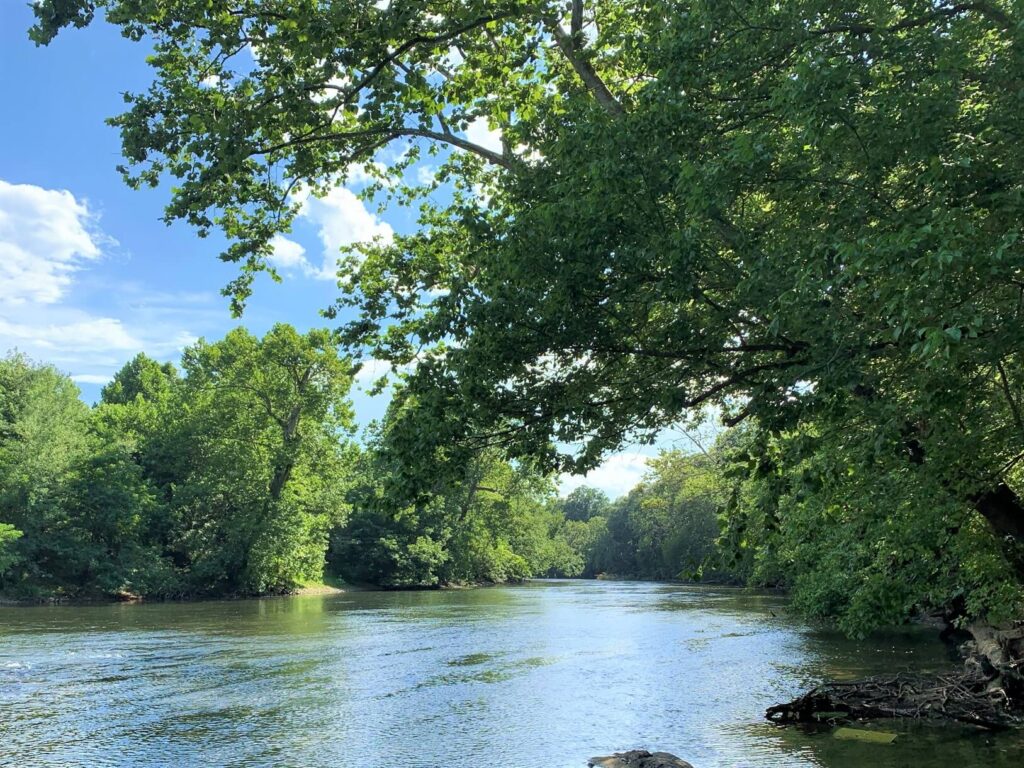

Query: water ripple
left=1, top=582, right=1022, bottom=768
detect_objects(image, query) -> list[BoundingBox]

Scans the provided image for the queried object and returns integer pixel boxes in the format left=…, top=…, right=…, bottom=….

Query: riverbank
left=0, top=572, right=526, bottom=605
left=0, top=572, right=361, bottom=605
left=292, top=574, right=350, bottom=596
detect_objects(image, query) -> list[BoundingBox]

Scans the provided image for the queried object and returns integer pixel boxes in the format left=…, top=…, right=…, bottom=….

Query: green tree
left=1, top=330, right=356, bottom=599
left=170, top=325, right=355, bottom=594
left=0, top=523, right=22, bottom=578
left=558, top=515, right=608, bottom=577
left=94, top=353, right=183, bottom=497
left=53, top=443, right=175, bottom=597
left=31, top=1, right=1024, bottom=629
left=563, top=451, right=730, bottom=580
left=561, top=486, right=611, bottom=522
left=101, top=353, right=178, bottom=406
left=0, top=353, right=171, bottom=597
left=721, top=419, right=1024, bottom=636
left=335, top=409, right=572, bottom=586
left=0, top=353, right=91, bottom=595
left=630, top=452, right=727, bottom=580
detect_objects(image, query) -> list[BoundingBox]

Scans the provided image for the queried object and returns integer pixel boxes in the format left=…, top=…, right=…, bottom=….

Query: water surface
left=1, top=580, right=1022, bottom=767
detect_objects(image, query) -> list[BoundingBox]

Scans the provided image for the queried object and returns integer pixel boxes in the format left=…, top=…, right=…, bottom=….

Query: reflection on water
left=1, top=580, right=1021, bottom=767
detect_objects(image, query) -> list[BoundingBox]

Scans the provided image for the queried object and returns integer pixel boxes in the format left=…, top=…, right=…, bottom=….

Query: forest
left=3, top=320, right=1022, bottom=648
left=0, top=331, right=736, bottom=598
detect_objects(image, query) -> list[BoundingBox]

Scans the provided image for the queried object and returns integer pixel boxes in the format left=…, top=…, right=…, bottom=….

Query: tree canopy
left=27, top=1, right=1024, bottom=630
left=0, top=329, right=588, bottom=598
left=0, top=327, right=359, bottom=597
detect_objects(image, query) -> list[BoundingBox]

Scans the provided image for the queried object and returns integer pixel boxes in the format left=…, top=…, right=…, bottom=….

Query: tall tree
left=561, top=486, right=611, bottom=522
left=0, top=354, right=91, bottom=593
left=335, top=403, right=575, bottom=587
left=101, top=353, right=178, bottom=406
left=171, top=325, right=355, bottom=593
left=31, top=1, right=1024, bottom=621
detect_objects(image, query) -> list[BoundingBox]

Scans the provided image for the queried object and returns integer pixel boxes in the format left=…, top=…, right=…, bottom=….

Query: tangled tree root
left=767, top=623, right=1024, bottom=730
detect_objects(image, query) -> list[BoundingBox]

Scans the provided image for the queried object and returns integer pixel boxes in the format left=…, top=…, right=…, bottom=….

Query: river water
left=1, top=580, right=1022, bottom=767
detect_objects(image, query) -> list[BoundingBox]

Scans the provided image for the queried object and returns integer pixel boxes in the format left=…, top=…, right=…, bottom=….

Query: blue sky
left=0, top=3, right=703, bottom=497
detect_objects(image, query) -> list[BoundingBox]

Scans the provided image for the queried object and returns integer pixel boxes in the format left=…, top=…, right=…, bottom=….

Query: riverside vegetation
left=17, top=0, right=1024, bottom=728
left=0, top=336, right=732, bottom=598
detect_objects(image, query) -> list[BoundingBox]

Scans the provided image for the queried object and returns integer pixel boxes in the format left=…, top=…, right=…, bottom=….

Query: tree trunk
left=972, top=483, right=1024, bottom=540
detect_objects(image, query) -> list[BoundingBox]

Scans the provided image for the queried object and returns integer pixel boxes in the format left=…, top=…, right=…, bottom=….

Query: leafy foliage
left=0, top=334, right=581, bottom=597
left=166, top=325, right=355, bottom=594
left=559, top=450, right=732, bottom=581
left=721, top=421, right=1024, bottom=636
left=333, top=435, right=579, bottom=586
left=0, top=523, right=23, bottom=577
left=561, top=486, right=611, bottom=522
left=0, top=327, right=359, bottom=598
left=26, top=1, right=1024, bottom=631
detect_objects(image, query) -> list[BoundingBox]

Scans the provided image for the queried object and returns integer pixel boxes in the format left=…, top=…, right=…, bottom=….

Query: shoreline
left=0, top=576, right=780, bottom=607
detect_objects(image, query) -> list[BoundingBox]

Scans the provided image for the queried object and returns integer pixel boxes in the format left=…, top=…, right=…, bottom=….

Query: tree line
left=0, top=326, right=746, bottom=599
left=22, top=0, right=1024, bottom=635
left=0, top=328, right=563, bottom=597
left=0, top=327, right=735, bottom=598
left=0, top=326, right=353, bottom=597
left=2, top=327, right=1022, bottom=640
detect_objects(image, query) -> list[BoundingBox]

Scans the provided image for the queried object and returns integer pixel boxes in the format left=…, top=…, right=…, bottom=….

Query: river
left=1, top=580, right=1022, bottom=767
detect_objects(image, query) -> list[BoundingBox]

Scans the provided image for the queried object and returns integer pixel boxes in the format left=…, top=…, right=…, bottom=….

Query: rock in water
left=588, top=750, right=694, bottom=768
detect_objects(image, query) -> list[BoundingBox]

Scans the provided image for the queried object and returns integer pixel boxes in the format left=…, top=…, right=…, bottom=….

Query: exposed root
left=767, top=622, right=1024, bottom=730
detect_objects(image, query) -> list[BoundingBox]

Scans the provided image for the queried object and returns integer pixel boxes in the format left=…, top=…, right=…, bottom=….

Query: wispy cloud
left=0, top=178, right=207, bottom=384
left=71, top=373, right=113, bottom=385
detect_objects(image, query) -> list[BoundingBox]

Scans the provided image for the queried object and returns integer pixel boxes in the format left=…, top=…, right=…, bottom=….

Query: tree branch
left=546, top=18, right=625, bottom=118
left=251, top=125, right=517, bottom=171
left=342, top=10, right=527, bottom=106
left=571, top=0, right=584, bottom=44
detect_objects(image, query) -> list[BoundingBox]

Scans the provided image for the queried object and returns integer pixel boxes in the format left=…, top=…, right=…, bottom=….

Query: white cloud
left=303, top=187, right=394, bottom=279
left=346, top=162, right=390, bottom=187
left=0, top=316, right=139, bottom=352
left=0, top=179, right=105, bottom=305
left=464, top=117, right=503, bottom=155
left=415, top=164, right=438, bottom=185
left=559, top=452, right=654, bottom=499
left=268, top=234, right=312, bottom=273
left=0, top=178, right=204, bottom=384
left=353, top=356, right=421, bottom=389
left=266, top=185, right=394, bottom=281
left=557, top=414, right=724, bottom=499
left=0, top=311, right=195, bottom=357
left=71, top=374, right=113, bottom=385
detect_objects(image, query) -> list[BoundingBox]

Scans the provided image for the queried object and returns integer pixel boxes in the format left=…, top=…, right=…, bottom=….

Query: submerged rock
left=588, top=750, right=694, bottom=768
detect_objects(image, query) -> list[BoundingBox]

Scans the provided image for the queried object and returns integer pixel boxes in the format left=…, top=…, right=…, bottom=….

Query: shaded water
left=1, top=580, right=1022, bottom=767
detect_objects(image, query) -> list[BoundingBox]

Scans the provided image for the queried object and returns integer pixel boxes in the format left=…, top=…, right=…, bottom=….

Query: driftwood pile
left=767, top=622, right=1024, bottom=730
